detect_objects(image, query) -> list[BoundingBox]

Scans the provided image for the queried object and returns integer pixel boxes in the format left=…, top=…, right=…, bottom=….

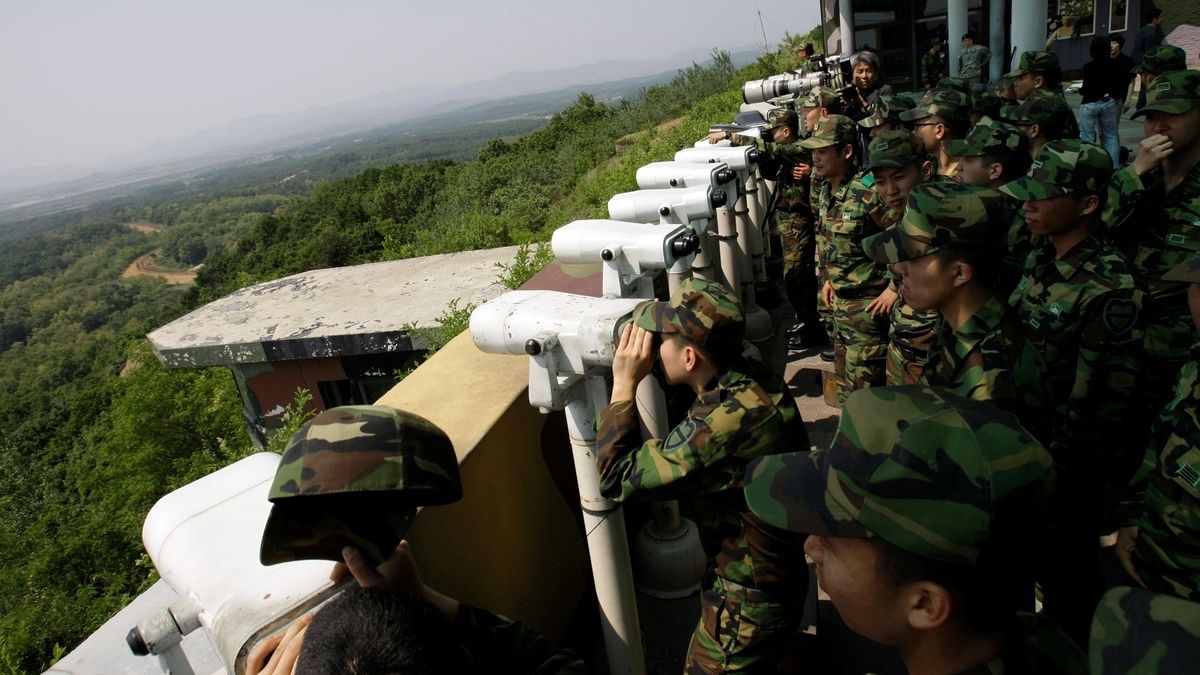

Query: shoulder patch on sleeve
left=663, top=417, right=700, bottom=451
left=861, top=173, right=875, bottom=188
left=1102, top=297, right=1140, bottom=337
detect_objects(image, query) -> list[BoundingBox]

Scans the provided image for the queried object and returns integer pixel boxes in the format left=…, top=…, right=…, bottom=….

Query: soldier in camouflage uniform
left=1000, top=89, right=1076, bottom=158
left=596, top=277, right=809, bottom=674
left=1104, top=70, right=1200, bottom=418
left=1001, top=140, right=1149, bottom=644
left=1006, top=50, right=1080, bottom=136
left=252, top=407, right=588, bottom=675
left=802, top=115, right=895, bottom=401
left=1131, top=45, right=1188, bottom=116
left=900, top=87, right=972, bottom=181
left=864, top=183, right=1049, bottom=431
left=857, top=93, right=916, bottom=139
left=755, top=109, right=826, bottom=349
left=1089, top=587, right=1200, bottom=673
left=945, top=118, right=1033, bottom=296
left=744, top=386, right=1088, bottom=675
left=1113, top=255, right=1200, bottom=603
left=859, top=131, right=942, bottom=385
left=971, top=90, right=1003, bottom=124
left=921, top=37, right=947, bottom=91
left=798, top=91, right=847, bottom=358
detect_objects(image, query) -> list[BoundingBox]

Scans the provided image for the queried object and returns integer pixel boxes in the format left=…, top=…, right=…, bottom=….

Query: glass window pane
left=1111, top=0, right=1127, bottom=32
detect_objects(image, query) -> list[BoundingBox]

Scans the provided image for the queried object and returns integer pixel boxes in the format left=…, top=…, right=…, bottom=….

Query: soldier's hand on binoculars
left=792, top=163, right=812, bottom=181
left=246, top=612, right=311, bottom=675
left=334, top=541, right=423, bottom=595
left=611, top=323, right=655, bottom=403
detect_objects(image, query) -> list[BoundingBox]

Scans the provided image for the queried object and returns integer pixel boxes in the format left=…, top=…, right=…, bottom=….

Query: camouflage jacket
left=812, top=166, right=856, bottom=280
left=455, top=604, right=589, bottom=674
left=1126, top=350, right=1200, bottom=601
left=922, top=294, right=1049, bottom=430
left=876, top=203, right=942, bottom=354
left=823, top=172, right=891, bottom=298
left=760, top=138, right=812, bottom=213
left=958, top=44, right=991, bottom=81
left=921, top=51, right=946, bottom=89
left=1089, top=587, right=1200, bottom=674
left=1008, top=234, right=1148, bottom=467
left=1104, top=161, right=1200, bottom=361
left=955, top=613, right=1088, bottom=675
left=1002, top=204, right=1037, bottom=299
left=595, top=360, right=810, bottom=592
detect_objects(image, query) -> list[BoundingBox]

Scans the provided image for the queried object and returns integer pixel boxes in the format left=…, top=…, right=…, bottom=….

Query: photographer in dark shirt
left=1079, top=36, right=1121, bottom=167
left=843, top=50, right=894, bottom=122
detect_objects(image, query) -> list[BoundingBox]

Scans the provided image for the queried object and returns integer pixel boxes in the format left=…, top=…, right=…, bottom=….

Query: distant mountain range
left=0, top=46, right=761, bottom=202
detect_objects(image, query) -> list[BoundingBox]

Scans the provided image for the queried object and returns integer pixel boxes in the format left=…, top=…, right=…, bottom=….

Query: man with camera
left=596, top=277, right=810, bottom=674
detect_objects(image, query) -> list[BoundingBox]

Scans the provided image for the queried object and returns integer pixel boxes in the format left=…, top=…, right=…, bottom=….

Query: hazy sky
left=0, top=1, right=820, bottom=176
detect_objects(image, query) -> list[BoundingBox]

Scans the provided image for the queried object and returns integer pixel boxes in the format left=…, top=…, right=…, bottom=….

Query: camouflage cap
left=798, top=85, right=841, bottom=109
left=1133, top=44, right=1187, bottom=76
left=1132, top=70, right=1200, bottom=118
left=944, top=118, right=1029, bottom=159
left=260, top=405, right=462, bottom=566
left=999, top=89, right=1074, bottom=135
left=1005, top=50, right=1060, bottom=78
left=633, top=276, right=744, bottom=355
left=1089, top=587, right=1200, bottom=675
left=999, top=139, right=1113, bottom=201
left=767, top=108, right=798, bottom=130
left=859, top=94, right=917, bottom=129
left=743, top=386, right=1054, bottom=564
left=936, top=76, right=972, bottom=97
left=899, top=88, right=971, bottom=124
left=863, top=182, right=1009, bottom=264
left=865, top=130, right=926, bottom=171
left=972, top=90, right=1003, bottom=120
left=1163, top=255, right=1200, bottom=283
left=799, top=114, right=858, bottom=149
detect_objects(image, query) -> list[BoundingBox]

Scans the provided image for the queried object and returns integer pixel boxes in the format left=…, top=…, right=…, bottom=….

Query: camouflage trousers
left=779, top=211, right=818, bottom=327
left=832, top=295, right=889, bottom=405
left=685, top=576, right=804, bottom=674
left=886, top=300, right=940, bottom=386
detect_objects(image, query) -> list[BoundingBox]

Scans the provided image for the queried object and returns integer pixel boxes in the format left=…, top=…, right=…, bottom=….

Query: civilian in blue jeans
left=1079, top=36, right=1120, bottom=167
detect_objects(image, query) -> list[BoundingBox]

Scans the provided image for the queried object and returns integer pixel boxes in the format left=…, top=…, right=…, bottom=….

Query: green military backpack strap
left=260, top=405, right=462, bottom=566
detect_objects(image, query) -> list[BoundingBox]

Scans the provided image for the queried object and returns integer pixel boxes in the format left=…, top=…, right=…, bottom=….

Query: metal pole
left=988, top=0, right=1007, bottom=82
left=716, top=205, right=742, bottom=297
left=948, top=0, right=967, bottom=77
left=565, top=378, right=646, bottom=675
left=838, top=0, right=854, bottom=54
left=691, top=219, right=719, bottom=284
left=1011, top=0, right=1048, bottom=69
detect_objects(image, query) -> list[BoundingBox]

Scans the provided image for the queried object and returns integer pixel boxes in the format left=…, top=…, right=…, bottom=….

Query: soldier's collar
left=949, top=295, right=1009, bottom=362
left=1052, top=234, right=1104, bottom=278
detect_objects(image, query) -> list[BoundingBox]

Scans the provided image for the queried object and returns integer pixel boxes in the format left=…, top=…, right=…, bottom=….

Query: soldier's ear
left=904, top=580, right=955, bottom=631
left=987, top=161, right=1004, bottom=182
left=920, top=159, right=935, bottom=181
left=1078, top=193, right=1101, bottom=217
left=1027, top=123, right=1041, bottom=139
left=952, top=259, right=974, bottom=288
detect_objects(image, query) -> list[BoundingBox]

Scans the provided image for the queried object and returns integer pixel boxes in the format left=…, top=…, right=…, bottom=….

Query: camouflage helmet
left=1089, top=587, right=1200, bottom=675
left=799, top=114, right=858, bottom=149
left=1006, top=50, right=1060, bottom=78
left=1000, top=139, right=1113, bottom=202
left=633, top=276, right=744, bottom=356
left=865, top=130, right=926, bottom=171
left=1163, top=255, right=1200, bottom=283
left=1000, top=89, right=1074, bottom=137
left=944, top=118, right=1029, bottom=160
left=798, top=85, right=842, bottom=110
left=1133, top=45, right=1187, bottom=77
left=1132, top=70, right=1200, bottom=119
left=859, top=94, right=917, bottom=129
left=863, top=182, right=1009, bottom=264
left=936, top=76, right=972, bottom=97
left=767, top=108, right=799, bottom=131
left=972, top=90, right=1003, bottom=120
left=900, top=88, right=971, bottom=125
left=260, top=405, right=462, bottom=566
left=743, top=386, right=1054, bottom=564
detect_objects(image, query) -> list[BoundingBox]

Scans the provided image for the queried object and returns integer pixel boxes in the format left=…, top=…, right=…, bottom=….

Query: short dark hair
left=980, top=150, right=1031, bottom=183
left=297, top=588, right=469, bottom=675
left=873, top=497, right=1041, bottom=633
left=803, top=43, right=815, bottom=55
left=1149, top=9, right=1162, bottom=20
left=934, top=247, right=1002, bottom=290
left=1109, top=33, right=1126, bottom=48
left=962, top=32, right=976, bottom=41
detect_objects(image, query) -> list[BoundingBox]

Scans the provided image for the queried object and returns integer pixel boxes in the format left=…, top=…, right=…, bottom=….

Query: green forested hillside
left=0, top=37, right=811, bottom=673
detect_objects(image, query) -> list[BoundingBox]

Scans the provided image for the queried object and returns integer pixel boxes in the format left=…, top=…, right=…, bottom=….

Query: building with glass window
left=819, top=0, right=1154, bottom=90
